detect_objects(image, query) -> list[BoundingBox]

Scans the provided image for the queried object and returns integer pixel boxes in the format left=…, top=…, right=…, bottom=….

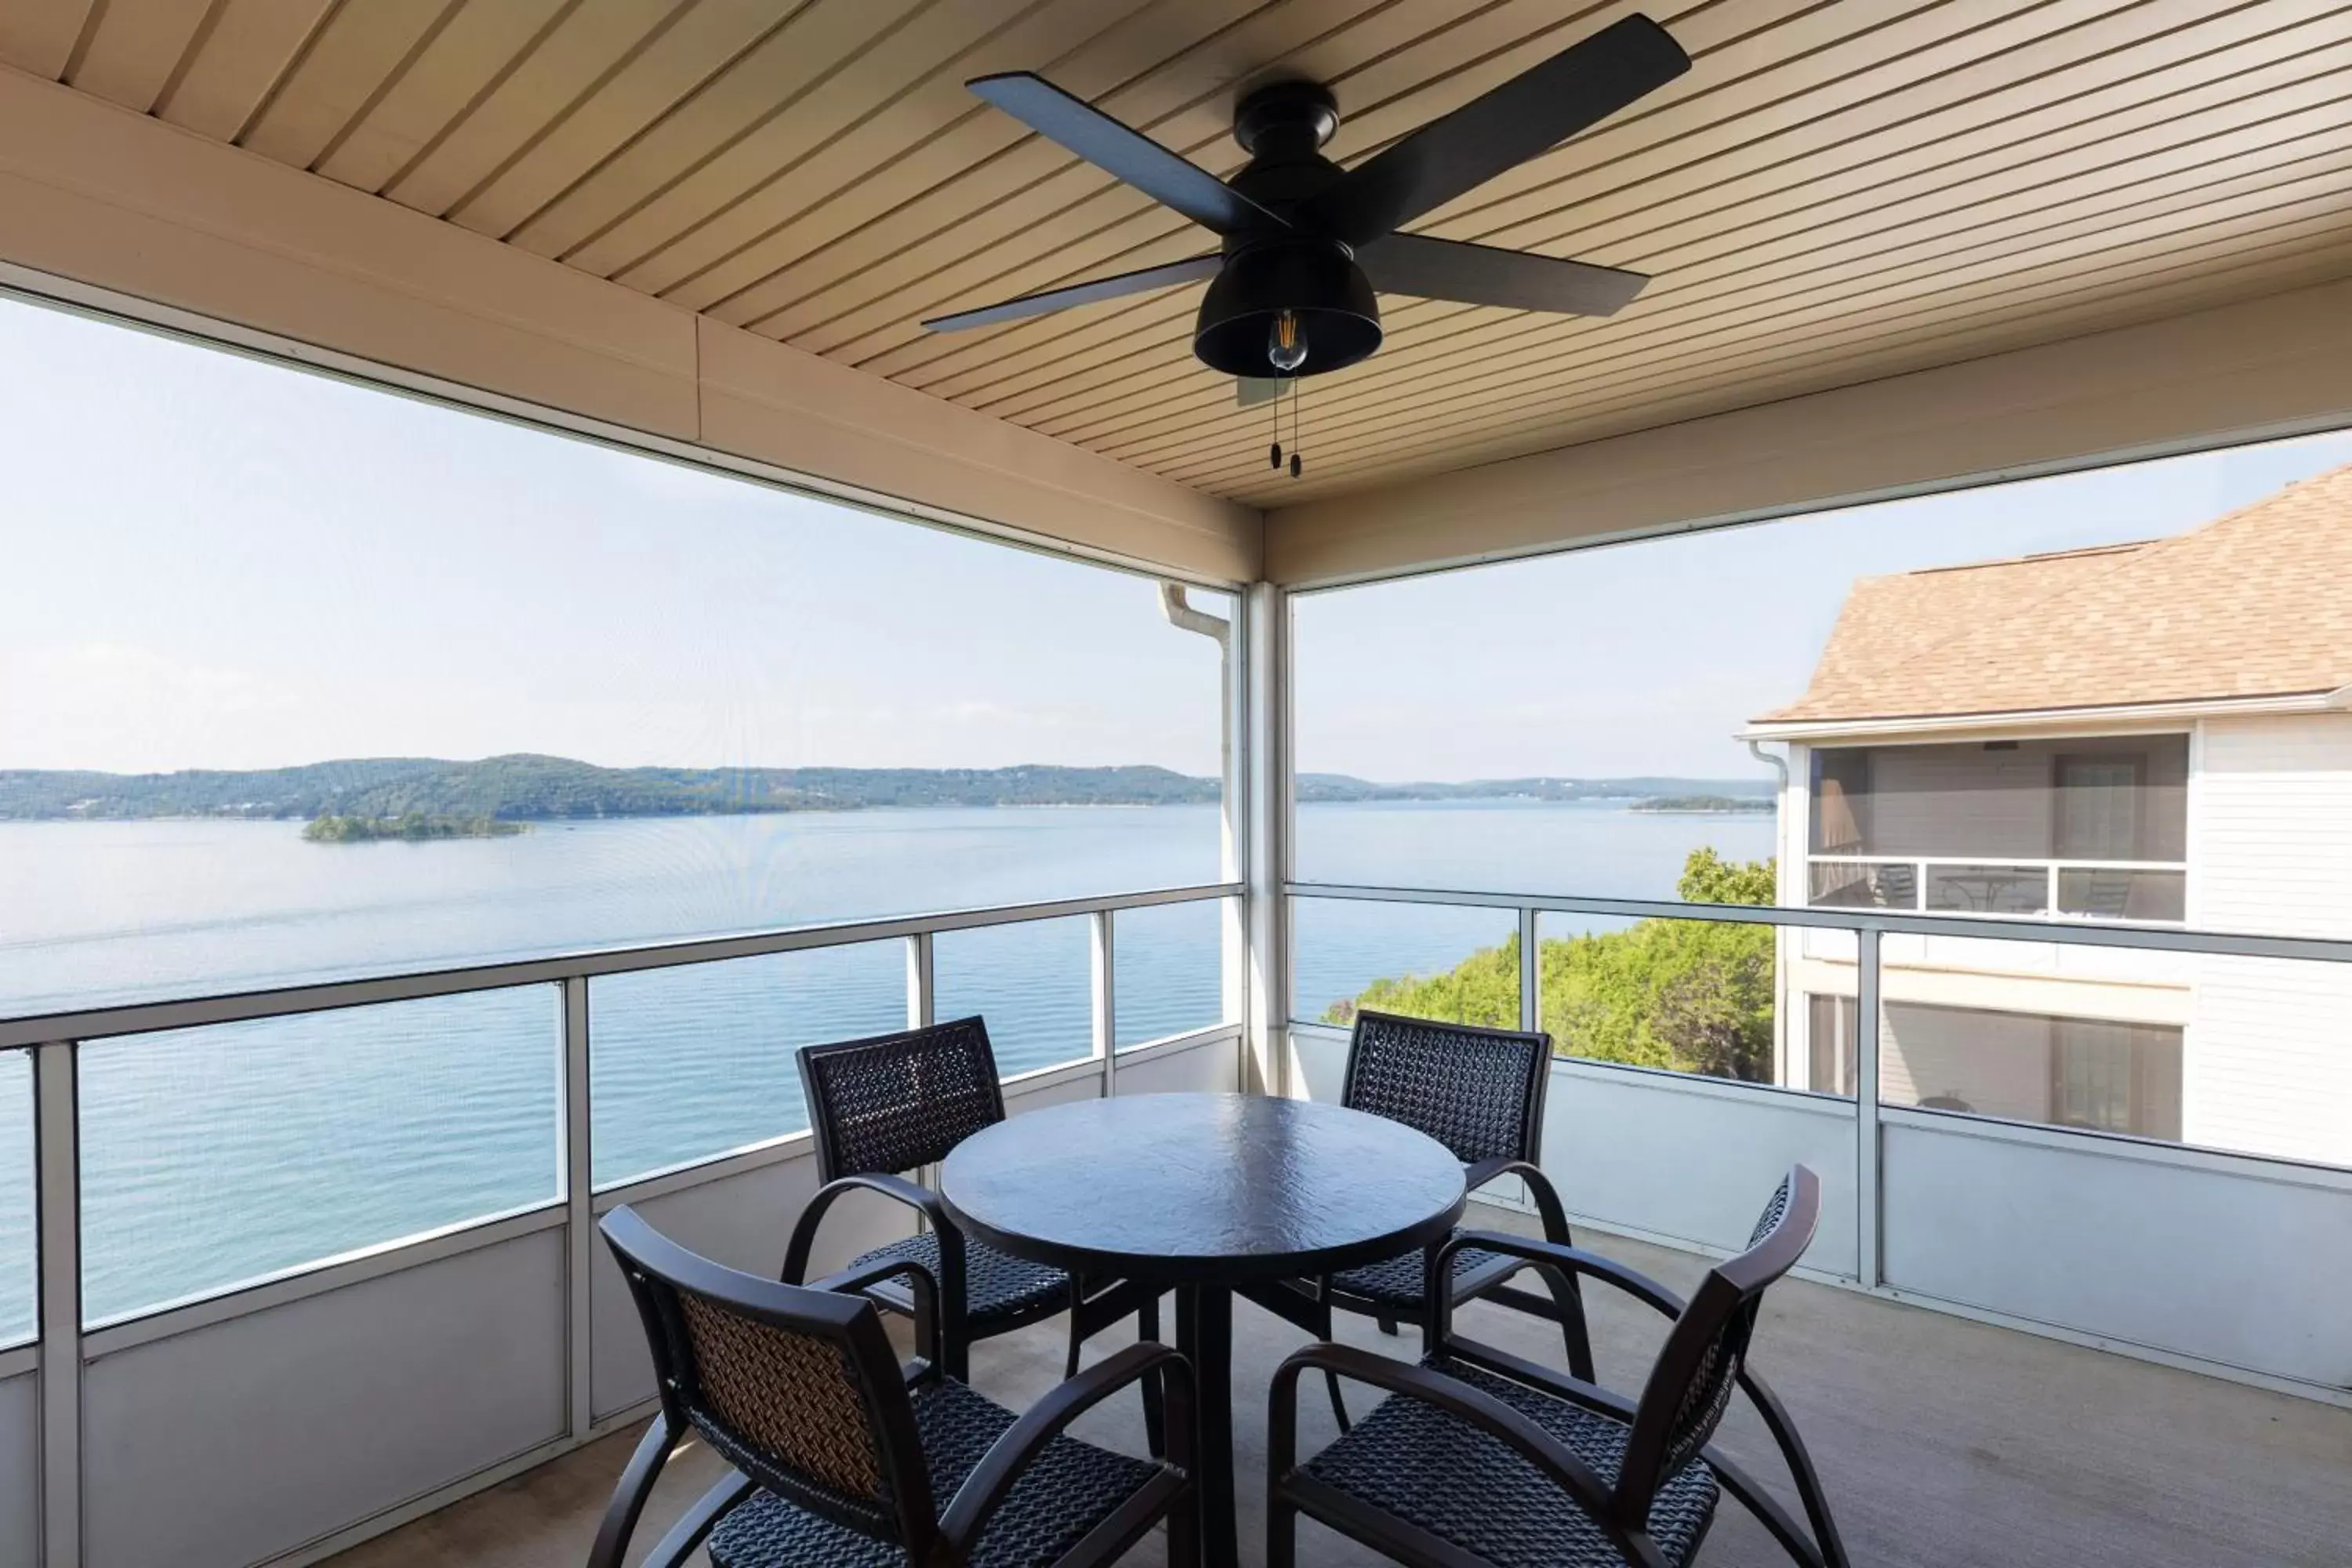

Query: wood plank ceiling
left=8, top=0, right=2352, bottom=510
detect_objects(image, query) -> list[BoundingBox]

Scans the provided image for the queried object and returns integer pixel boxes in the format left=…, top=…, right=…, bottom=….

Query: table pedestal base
left=1174, top=1283, right=1236, bottom=1568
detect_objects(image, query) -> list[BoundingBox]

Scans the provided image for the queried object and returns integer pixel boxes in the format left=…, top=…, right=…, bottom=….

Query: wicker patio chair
left=782, top=1017, right=1166, bottom=1450
left=1269, top=1165, right=1848, bottom=1568
left=593, top=1207, right=1196, bottom=1568
left=1241, top=1011, right=1594, bottom=1430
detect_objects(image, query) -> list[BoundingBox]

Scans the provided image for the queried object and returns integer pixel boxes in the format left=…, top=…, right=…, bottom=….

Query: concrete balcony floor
left=333, top=1211, right=2352, bottom=1568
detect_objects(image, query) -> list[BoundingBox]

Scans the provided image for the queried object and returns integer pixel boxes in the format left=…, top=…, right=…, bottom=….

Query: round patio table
left=939, top=1091, right=1466, bottom=1568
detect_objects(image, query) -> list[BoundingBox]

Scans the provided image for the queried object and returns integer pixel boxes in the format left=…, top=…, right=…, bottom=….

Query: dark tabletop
left=938, top=1092, right=1466, bottom=1285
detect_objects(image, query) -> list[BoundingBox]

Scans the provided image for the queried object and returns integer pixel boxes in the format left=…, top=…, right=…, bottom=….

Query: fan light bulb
left=1267, top=309, right=1308, bottom=373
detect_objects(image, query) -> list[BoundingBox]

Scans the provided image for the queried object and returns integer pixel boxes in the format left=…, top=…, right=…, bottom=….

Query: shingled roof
left=1753, top=462, right=2352, bottom=728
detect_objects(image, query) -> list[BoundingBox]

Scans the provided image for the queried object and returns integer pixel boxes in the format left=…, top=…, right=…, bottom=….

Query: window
left=2051, top=1019, right=2182, bottom=1140
left=2055, top=755, right=2145, bottom=860
left=1872, top=999, right=2183, bottom=1143
left=1804, top=737, right=2186, bottom=920
left=1807, top=994, right=1859, bottom=1098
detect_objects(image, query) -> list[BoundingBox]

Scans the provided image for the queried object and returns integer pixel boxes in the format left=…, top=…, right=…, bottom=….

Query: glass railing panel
left=1537, top=911, right=1830, bottom=1090
left=0, top=1051, right=29, bottom=1345
left=2056, top=866, right=2184, bottom=922
left=937, top=916, right=1092, bottom=1077
left=590, top=941, right=903, bottom=1189
left=1113, top=899, right=1229, bottom=1050
left=1872, top=935, right=2352, bottom=1165
left=78, top=987, right=560, bottom=1326
left=1923, top=863, right=2050, bottom=916
left=1293, top=898, right=1520, bottom=1029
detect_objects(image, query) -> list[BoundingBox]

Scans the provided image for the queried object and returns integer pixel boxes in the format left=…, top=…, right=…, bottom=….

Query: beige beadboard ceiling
left=9, top=0, right=2352, bottom=512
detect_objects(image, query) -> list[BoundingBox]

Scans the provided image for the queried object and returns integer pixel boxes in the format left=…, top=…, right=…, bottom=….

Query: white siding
left=2194, top=715, right=2352, bottom=938
left=2186, top=715, right=2352, bottom=1165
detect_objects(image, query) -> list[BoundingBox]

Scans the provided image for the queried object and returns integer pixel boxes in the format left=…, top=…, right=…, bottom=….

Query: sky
left=5, top=291, right=2350, bottom=782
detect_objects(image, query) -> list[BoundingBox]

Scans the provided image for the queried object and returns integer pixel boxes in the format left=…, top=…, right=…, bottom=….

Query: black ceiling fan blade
left=922, top=253, right=1223, bottom=332
left=1301, top=15, right=1690, bottom=245
left=1357, top=232, right=1649, bottom=316
left=967, top=73, right=1286, bottom=236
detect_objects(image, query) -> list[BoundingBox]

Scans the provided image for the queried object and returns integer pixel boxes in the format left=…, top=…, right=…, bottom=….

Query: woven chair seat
left=1304, top=1356, right=1720, bottom=1568
left=1327, top=1228, right=1525, bottom=1308
left=851, top=1231, right=1071, bottom=1327
left=709, top=1376, right=1162, bottom=1568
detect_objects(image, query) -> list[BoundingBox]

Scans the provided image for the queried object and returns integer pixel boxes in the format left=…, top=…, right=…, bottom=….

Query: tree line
left=1325, top=848, right=1779, bottom=1083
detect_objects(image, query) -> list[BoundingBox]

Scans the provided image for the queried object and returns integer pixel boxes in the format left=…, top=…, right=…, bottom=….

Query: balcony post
left=1091, top=909, right=1116, bottom=1097
left=561, top=977, right=593, bottom=1442
left=1856, top=929, right=1883, bottom=1289
left=905, top=932, right=935, bottom=1031
left=1518, top=906, right=1541, bottom=1034
left=34, top=1040, right=79, bottom=1568
left=1242, top=582, right=1292, bottom=1095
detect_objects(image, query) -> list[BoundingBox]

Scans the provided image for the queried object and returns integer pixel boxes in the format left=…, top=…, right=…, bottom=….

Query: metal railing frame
left=1287, top=879, right=2352, bottom=1279
left=2, top=881, right=1243, bottom=1567
left=1804, top=852, right=2190, bottom=920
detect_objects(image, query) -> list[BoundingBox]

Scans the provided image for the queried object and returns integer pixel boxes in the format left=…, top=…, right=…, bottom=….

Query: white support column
left=1242, top=582, right=1292, bottom=1096
left=1856, top=927, right=1884, bottom=1289
left=34, top=1040, right=78, bottom=1568
left=560, top=978, right=593, bottom=1441
left=1091, top=909, right=1116, bottom=1098
left=1219, top=588, right=1250, bottom=1068
left=906, top=932, right=935, bottom=1031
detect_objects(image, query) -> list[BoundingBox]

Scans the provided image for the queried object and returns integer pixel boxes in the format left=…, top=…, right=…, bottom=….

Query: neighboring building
left=1745, top=463, right=2352, bottom=1164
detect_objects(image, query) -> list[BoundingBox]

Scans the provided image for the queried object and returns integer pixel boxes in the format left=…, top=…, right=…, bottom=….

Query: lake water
left=0, top=800, right=1773, bottom=1332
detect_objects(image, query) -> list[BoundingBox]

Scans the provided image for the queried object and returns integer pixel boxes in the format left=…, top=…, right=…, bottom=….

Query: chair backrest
left=799, top=1016, right=1007, bottom=1181
left=2081, top=871, right=2132, bottom=918
left=601, top=1205, right=935, bottom=1550
left=1613, top=1166, right=1819, bottom=1525
left=1341, top=1010, right=1553, bottom=1165
left=1871, top=862, right=1916, bottom=909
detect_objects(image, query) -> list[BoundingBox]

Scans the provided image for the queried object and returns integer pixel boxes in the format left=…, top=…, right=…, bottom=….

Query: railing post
left=905, top=932, right=935, bottom=1031
left=1518, top=906, right=1540, bottom=1034
left=1856, top=928, right=1883, bottom=1289
left=561, top=977, right=593, bottom=1442
left=34, top=1040, right=79, bottom=1568
left=2047, top=862, right=2061, bottom=916
left=1091, top=909, right=1116, bottom=1098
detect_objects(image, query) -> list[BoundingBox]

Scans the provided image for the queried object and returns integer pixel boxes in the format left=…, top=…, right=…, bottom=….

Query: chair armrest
left=1440, top=1229, right=1686, bottom=1319
left=1272, top=1344, right=1616, bottom=1515
left=938, top=1343, right=1195, bottom=1552
left=782, top=1172, right=960, bottom=1285
left=807, top=1254, right=944, bottom=1376
left=1463, top=1157, right=1576, bottom=1244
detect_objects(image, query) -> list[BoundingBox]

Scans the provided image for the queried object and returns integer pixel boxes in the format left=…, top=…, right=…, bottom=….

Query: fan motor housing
left=1192, top=238, right=1381, bottom=379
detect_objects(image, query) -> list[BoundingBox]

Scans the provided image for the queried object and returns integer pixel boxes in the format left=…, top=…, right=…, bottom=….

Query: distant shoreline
left=0, top=756, right=1777, bottom=823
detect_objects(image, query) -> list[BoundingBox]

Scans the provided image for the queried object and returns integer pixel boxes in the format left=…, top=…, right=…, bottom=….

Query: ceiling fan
left=922, top=13, right=1690, bottom=405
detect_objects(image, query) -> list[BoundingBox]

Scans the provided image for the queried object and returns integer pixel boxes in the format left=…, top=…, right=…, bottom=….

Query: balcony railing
left=1806, top=855, right=2187, bottom=922
left=1285, top=877, right=2352, bottom=1410
left=0, top=880, right=1243, bottom=1567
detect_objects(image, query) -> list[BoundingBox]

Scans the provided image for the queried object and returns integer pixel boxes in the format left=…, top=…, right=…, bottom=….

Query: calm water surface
left=0, top=800, right=1770, bottom=1331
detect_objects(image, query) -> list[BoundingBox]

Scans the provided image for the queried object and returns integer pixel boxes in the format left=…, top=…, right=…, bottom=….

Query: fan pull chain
left=1290, top=377, right=1303, bottom=479
left=1269, top=381, right=1282, bottom=470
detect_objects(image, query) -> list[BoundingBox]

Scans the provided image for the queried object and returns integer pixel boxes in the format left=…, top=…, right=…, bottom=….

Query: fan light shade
left=1192, top=240, right=1380, bottom=378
